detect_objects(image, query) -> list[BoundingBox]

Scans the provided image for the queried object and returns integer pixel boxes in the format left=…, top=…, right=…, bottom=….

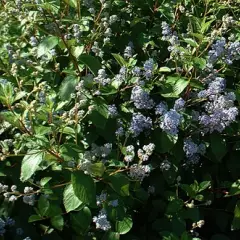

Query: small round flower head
left=94, top=69, right=111, bottom=86
left=23, top=195, right=35, bottom=206
left=108, top=104, right=118, bottom=117
left=174, top=98, right=185, bottom=111
left=5, top=217, right=15, bottom=226
left=124, top=42, right=134, bottom=59
left=93, top=209, right=111, bottom=231
left=142, top=143, right=155, bottom=156
left=24, top=187, right=33, bottom=194
left=160, top=160, right=171, bottom=171
left=132, top=66, right=141, bottom=76
left=183, top=139, right=198, bottom=158
left=128, top=164, right=151, bottom=182
left=130, top=86, right=155, bottom=109
left=160, top=110, right=182, bottom=135
left=109, top=199, right=118, bottom=207
left=143, top=58, right=154, bottom=79
left=161, top=21, right=172, bottom=40
left=9, top=195, right=17, bottom=202
left=29, top=36, right=38, bottom=47
left=96, top=192, right=107, bottom=206
left=197, top=143, right=206, bottom=155
left=155, top=102, right=168, bottom=115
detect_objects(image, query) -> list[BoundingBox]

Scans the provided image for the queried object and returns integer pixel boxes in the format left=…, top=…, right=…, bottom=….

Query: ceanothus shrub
left=0, top=0, right=240, bottom=239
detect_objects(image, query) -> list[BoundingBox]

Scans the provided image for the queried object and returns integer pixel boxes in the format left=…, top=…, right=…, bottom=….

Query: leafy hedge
left=0, top=0, right=240, bottom=239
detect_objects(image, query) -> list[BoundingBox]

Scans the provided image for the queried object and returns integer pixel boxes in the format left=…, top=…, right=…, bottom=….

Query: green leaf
left=71, top=45, right=84, bottom=58
left=88, top=103, right=109, bottom=129
left=107, top=173, right=129, bottom=196
left=50, top=215, right=64, bottom=231
left=0, top=81, right=14, bottom=105
left=199, top=181, right=211, bottom=192
left=166, top=199, right=184, bottom=214
left=228, top=180, right=240, bottom=197
left=71, top=171, right=96, bottom=206
left=70, top=207, right=92, bottom=235
left=20, top=150, right=44, bottom=182
left=28, top=215, right=43, bottom=223
left=63, top=0, right=77, bottom=8
left=40, top=177, right=52, bottom=187
left=0, top=111, right=21, bottom=128
left=115, top=217, right=133, bottom=234
left=112, top=53, right=127, bottom=67
left=14, top=91, right=27, bottom=102
left=63, top=184, right=82, bottom=213
left=88, top=162, right=106, bottom=177
left=102, top=232, right=120, bottom=240
left=60, top=143, right=84, bottom=161
left=78, top=54, right=101, bottom=76
left=183, top=38, right=198, bottom=47
left=38, top=195, right=50, bottom=216
left=210, top=134, right=227, bottom=161
left=153, top=129, right=178, bottom=153
left=37, top=36, right=59, bottom=58
left=159, top=67, right=171, bottom=73
left=59, top=76, right=78, bottom=101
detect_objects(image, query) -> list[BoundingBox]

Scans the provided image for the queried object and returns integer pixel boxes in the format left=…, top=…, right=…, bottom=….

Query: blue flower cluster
left=143, top=58, right=154, bottom=79
left=130, top=113, right=152, bottom=137
left=131, top=86, right=155, bottom=109
left=94, top=69, right=111, bottom=86
left=198, top=77, right=238, bottom=133
left=183, top=139, right=206, bottom=164
left=160, top=109, right=182, bottom=135
left=207, top=37, right=240, bottom=67
left=93, top=209, right=111, bottom=231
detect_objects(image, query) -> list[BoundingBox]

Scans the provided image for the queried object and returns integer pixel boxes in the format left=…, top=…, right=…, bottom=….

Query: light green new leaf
left=20, top=150, right=44, bottom=182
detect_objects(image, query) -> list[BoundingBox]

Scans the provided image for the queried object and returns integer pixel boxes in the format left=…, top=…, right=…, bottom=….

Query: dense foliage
left=0, top=0, right=240, bottom=239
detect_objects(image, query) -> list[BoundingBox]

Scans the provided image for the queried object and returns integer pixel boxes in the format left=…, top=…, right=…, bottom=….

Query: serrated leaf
left=183, top=38, right=198, bottom=47
left=59, top=76, right=78, bottom=101
left=37, top=36, right=59, bottom=58
left=63, top=184, right=82, bottom=213
left=71, top=171, right=96, bottom=206
left=20, top=150, right=44, bottom=182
